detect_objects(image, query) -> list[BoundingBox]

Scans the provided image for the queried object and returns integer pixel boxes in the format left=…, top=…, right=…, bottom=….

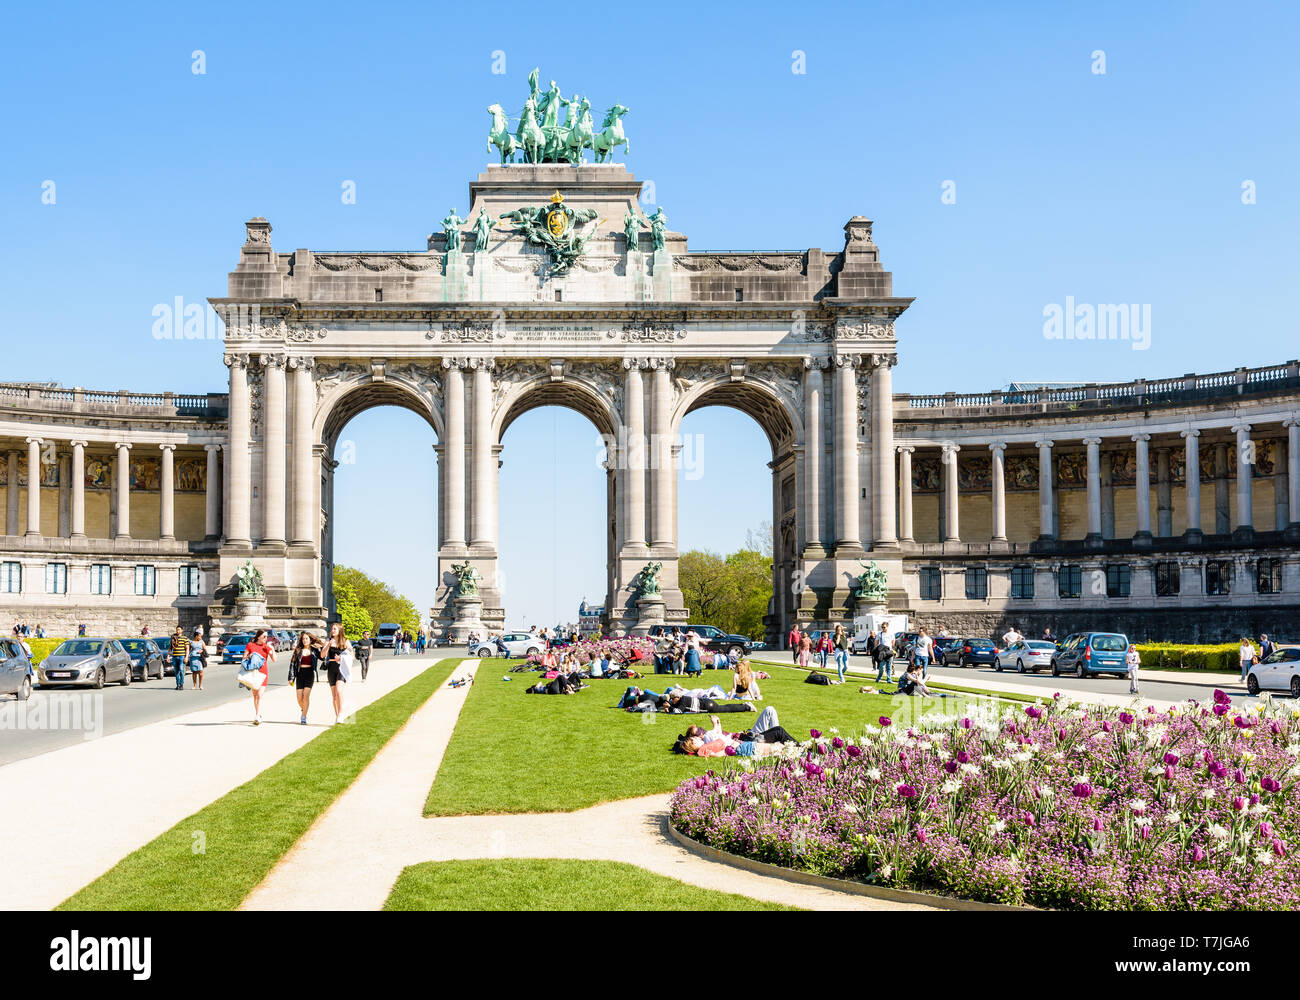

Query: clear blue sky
left=3, top=1, right=1297, bottom=625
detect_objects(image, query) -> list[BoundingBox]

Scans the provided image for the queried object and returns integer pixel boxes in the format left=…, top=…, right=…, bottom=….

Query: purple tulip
left=1234, top=716, right=1253, bottom=729
left=961, top=718, right=972, bottom=729
left=846, top=745, right=862, bottom=758
left=944, top=760, right=958, bottom=774
left=1163, top=752, right=1180, bottom=766
left=1102, top=721, right=1113, bottom=733
left=1053, top=691, right=1062, bottom=700
left=1232, top=796, right=1247, bottom=812
left=1203, top=750, right=1215, bottom=764
left=957, top=750, right=971, bottom=764
left=724, top=745, right=737, bottom=756
left=1025, top=706, right=1042, bottom=719
left=1261, top=776, right=1282, bottom=793
left=1270, top=722, right=1282, bottom=736
left=1140, top=825, right=1152, bottom=840
left=897, top=784, right=917, bottom=799
left=1233, top=768, right=1246, bottom=784
left=1250, top=793, right=1260, bottom=806
left=1209, top=762, right=1228, bottom=779
left=809, top=729, right=821, bottom=739
left=1261, top=821, right=1274, bottom=838
left=1119, top=712, right=1134, bottom=725
left=1073, top=782, right=1093, bottom=799
left=1164, top=765, right=1175, bottom=781
left=832, top=736, right=844, bottom=749
left=1192, top=845, right=1206, bottom=863
left=1274, top=839, right=1287, bottom=858
left=1023, top=812, right=1036, bottom=828
left=878, top=717, right=892, bottom=728
left=1092, top=817, right=1103, bottom=831
left=1213, top=688, right=1230, bottom=705
left=816, top=742, right=827, bottom=755
left=915, top=828, right=928, bottom=843
left=1213, top=703, right=1229, bottom=717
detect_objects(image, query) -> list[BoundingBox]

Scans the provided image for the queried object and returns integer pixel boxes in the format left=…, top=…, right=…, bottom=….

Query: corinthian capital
left=259, top=353, right=286, bottom=370
left=223, top=353, right=249, bottom=370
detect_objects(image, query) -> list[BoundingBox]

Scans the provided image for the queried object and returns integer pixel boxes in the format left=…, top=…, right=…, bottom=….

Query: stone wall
left=0, top=603, right=208, bottom=639
left=906, top=605, right=1300, bottom=645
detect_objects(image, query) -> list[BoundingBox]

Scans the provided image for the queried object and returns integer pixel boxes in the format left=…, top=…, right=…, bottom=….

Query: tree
left=677, top=546, right=774, bottom=640
left=334, top=581, right=374, bottom=640
left=678, top=550, right=733, bottom=626
left=744, top=521, right=773, bottom=559
left=333, top=565, right=420, bottom=635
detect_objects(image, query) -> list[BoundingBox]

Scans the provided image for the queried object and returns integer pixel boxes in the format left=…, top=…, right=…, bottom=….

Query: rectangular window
left=0, top=562, right=21, bottom=593
left=964, top=567, right=987, bottom=600
left=1154, top=561, right=1181, bottom=597
left=919, top=567, right=942, bottom=601
left=1010, top=565, right=1034, bottom=600
left=1058, top=565, right=1082, bottom=599
left=1257, top=558, right=1283, bottom=594
left=45, top=563, right=67, bottom=594
left=134, top=565, right=156, bottom=596
left=1105, top=564, right=1131, bottom=598
left=178, top=565, right=203, bottom=597
left=1206, top=560, right=1233, bottom=596
left=89, top=564, right=113, bottom=596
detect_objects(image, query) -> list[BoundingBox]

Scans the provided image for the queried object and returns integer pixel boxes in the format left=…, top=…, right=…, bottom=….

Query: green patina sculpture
left=499, top=191, right=599, bottom=275
left=853, top=561, right=889, bottom=603
left=450, top=561, right=481, bottom=599
left=235, top=559, right=264, bottom=600
left=648, top=207, right=668, bottom=253
left=472, top=209, right=493, bottom=251
left=442, top=209, right=467, bottom=253
left=634, top=561, right=663, bottom=599
left=623, top=207, right=642, bottom=252
left=485, top=69, right=629, bottom=165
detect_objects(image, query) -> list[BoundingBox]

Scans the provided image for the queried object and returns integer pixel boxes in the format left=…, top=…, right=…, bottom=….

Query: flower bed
left=669, top=691, right=1300, bottom=909
left=525, top=636, right=653, bottom=667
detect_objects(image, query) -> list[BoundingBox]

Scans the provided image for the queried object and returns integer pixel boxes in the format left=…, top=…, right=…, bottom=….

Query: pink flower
left=1274, top=839, right=1287, bottom=858
left=1140, top=825, right=1152, bottom=840
left=832, top=736, right=844, bottom=749
left=1261, top=821, right=1274, bottom=838
left=809, top=729, right=821, bottom=739
left=1261, top=776, right=1282, bottom=793
left=1164, top=766, right=1175, bottom=781
left=915, top=829, right=928, bottom=843
left=1073, top=782, right=1093, bottom=799
left=1163, top=752, right=1180, bottom=766
left=897, top=784, right=918, bottom=799
left=1233, top=796, right=1247, bottom=812
left=1025, top=706, right=1042, bottom=719
left=878, top=717, right=892, bottom=728
left=1192, top=845, right=1206, bottom=863
left=1023, top=812, right=1037, bottom=828
left=1102, top=721, right=1113, bottom=733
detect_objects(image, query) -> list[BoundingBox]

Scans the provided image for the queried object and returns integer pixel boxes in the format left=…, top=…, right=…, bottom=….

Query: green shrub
left=26, top=638, right=67, bottom=665
left=1136, top=642, right=1252, bottom=673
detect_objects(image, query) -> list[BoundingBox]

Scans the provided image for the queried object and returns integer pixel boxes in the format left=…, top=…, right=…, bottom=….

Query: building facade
left=2, top=162, right=1298, bottom=643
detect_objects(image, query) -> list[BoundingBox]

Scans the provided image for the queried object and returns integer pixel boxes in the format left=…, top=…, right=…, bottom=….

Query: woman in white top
left=1239, top=637, right=1256, bottom=682
left=1125, top=643, right=1141, bottom=695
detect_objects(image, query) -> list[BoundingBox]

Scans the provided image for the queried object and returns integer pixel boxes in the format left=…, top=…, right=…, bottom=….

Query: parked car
left=221, top=632, right=254, bottom=664
left=38, top=638, right=134, bottom=688
left=646, top=624, right=753, bottom=659
left=944, top=637, right=999, bottom=668
left=932, top=636, right=965, bottom=663
left=0, top=637, right=33, bottom=701
left=1246, top=646, right=1300, bottom=697
left=1051, top=632, right=1130, bottom=678
left=374, top=624, right=402, bottom=650
left=119, top=638, right=166, bottom=681
left=471, top=632, right=543, bottom=658
left=995, top=639, right=1059, bottom=674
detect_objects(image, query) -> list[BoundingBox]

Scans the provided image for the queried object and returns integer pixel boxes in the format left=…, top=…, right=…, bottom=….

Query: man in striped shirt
left=169, top=626, right=190, bottom=690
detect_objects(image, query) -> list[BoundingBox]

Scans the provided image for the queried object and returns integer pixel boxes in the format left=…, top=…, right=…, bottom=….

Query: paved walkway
left=0, top=653, right=450, bottom=911
left=243, top=658, right=936, bottom=911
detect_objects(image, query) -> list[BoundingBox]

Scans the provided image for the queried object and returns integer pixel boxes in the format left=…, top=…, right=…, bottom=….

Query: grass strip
left=383, top=858, right=799, bottom=911
left=426, top=659, right=980, bottom=816
left=59, top=658, right=462, bottom=911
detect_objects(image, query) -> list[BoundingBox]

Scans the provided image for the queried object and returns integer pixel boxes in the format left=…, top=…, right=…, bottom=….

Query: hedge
left=1136, top=642, right=1254, bottom=673
left=24, top=638, right=67, bottom=665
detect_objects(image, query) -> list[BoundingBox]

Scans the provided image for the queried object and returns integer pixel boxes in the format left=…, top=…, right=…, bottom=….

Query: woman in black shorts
left=323, top=622, right=352, bottom=725
left=290, top=632, right=322, bottom=725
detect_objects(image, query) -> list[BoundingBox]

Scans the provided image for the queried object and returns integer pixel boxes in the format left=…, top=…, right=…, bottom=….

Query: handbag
left=237, top=666, right=266, bottom=690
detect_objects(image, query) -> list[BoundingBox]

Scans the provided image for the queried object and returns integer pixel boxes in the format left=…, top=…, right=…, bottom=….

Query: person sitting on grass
left=730, top=658, right=762, bottom=701
left=897, top=662, right=933, bottom=698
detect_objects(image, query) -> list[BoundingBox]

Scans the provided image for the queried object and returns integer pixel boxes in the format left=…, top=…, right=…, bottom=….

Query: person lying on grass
left=525, top=671, right=587, bottom=695
left=672, top=709, right=797, bottom=756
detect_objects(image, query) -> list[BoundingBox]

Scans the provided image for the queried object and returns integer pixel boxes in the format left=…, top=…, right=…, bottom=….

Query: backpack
left=804, top=671, right=831, bottom=685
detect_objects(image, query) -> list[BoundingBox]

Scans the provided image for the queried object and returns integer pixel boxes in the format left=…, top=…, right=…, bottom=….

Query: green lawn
left=59, top=658, right=462, bottom=911
left=426, top=659, right=987, bottom=816
left=383, top=858, right=798, bottom=910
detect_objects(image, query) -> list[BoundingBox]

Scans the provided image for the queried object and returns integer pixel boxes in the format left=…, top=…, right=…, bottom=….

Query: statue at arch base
left=631, top=561, right=665, bottom=636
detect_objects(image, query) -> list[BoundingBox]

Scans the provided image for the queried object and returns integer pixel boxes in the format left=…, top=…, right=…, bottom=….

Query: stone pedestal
left=442, top=249, right=468, bottom=300
left=634, top=594, right=666, bottom=635
left=234, top=597, right=267, bottom=630
left=449, top=594, right=485, bottom=641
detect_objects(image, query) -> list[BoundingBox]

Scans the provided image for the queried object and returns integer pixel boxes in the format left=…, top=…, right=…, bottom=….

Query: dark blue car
left=1051, top=632, right=1130, bottom=678
left=944, top=637, right=999, bottom=668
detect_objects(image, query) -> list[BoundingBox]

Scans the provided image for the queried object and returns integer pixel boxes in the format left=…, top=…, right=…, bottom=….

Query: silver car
left=38, top=638, right=134, bottom=689
left=0, top=638, right=33, bottom=701
left=471, top=632, right=544, bottom=658
left=995, top=639, right=1058, bottom=674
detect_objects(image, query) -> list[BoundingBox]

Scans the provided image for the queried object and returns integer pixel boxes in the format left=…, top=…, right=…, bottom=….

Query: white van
left=850, top=614, right=909, bottom=654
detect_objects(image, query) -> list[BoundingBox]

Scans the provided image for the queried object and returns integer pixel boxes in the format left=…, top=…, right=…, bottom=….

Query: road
left=752, top=651, right=1266, bottom=707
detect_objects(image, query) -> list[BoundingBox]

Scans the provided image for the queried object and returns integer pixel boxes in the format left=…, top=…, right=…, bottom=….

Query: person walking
left=833, top=623, right=850, bottom=683
left=816, top=631, right=832, bottom=671
left=873, top=622, right=895, bottom=684
left=914, top=627, right=934, bottom=680
left=1002, top=624, right=1023, bottom=649
left=189, top=627, right=207, bottom=691
left=168, top=626, right=190, bottom=690
left=1239, top=637, right=1256, bottom=682
left=788, top=624, right=802, bottom=663
left=289, top=632, right=321, bottom=724
left=242, top=629, right=275, bottom=725
left=1126, top=642, right=1141, bottom=695
left=1259, top=634, right=1276, bottom=661
left=323, top=622, right=353, bottom=725
left=355, top=629, right=373, bottom=681
left=797, top=630, right=812, bottom=669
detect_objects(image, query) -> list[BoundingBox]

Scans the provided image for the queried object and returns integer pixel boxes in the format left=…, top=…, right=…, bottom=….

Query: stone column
left=649, top=358, right=675, bottom=549
left=1273, top=439, right=1289, bottom=531
left=470, top=359, right=495, bottom=548
left=1232, top=423, right=1253, bottom=537
left=204, top=444, right=222, bottom=539
left=941, top=442, right=960, bottom=542
left=833, top=354, right=862, bottom=554
left=57, top=451, right=69, bottom=537
left=260, top=353, right=287, bottom=547
left=622, top=358, right=647, bottom=550
left=802, top=358, right=826, bottom=554
left=871, top=354, right=897, bottom=549
left=224, top=354, right=252, bottom=547
left=25, top=437, right=42, bottom=537
left=1285, top=416, right=1300, bottom=540
left=989, top=441, right=1007, bottom=542
left=159, top=444, right=175, bottom=540
left=442, top=360, right=466, bottom=548
left=1083, top=437, right=1102, bottom=545
left=1156, top=447, right=1172, bottom=537
left=70, top=440, right=86, bottom=539
left=1036, top=439, right=1055, bottom=541
left=1100, top=451, right=1115, bottom=539
left=1181, top=428, right=1202, bottom=542
left=5, top=450, right=17, bottom=535
left=1133, top=433, right=1152, bottom=544
left=1214, top=442, right=1230, bottom=534
left=290, top=357, right=316, bottom=546
left=897, top=445, right=914, bottom=542
left=114, top=442, right=131, bottom=539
